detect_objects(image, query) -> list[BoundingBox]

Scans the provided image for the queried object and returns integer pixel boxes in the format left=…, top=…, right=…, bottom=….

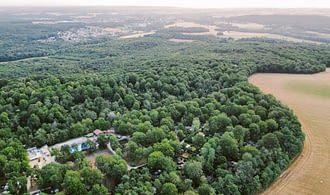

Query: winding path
left=0, top=56, right=48, bottom=64
left=249, top=69, right=330, bottom=195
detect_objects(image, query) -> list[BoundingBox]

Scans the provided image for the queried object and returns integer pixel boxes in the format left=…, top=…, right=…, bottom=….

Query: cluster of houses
left=27, top=129, right=120, bottom=169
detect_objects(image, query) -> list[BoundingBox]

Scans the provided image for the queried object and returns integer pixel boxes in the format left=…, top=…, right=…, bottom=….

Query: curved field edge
left=249, top=69, right=330, bottom=195
left=1, top=67, right=306, bottom=195
left=1, top=37, right=329, bottom=195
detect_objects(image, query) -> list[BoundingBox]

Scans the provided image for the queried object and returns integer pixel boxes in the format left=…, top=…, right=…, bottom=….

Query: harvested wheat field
left=249, top=68, right=330, bottom=195
left=119, top=31, right=155, bottom=39
left=221, top=31, right=320, bottom=44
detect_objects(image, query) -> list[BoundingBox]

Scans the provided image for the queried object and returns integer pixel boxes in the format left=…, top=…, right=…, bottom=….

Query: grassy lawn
left=286, top=81, right=330, bottom=99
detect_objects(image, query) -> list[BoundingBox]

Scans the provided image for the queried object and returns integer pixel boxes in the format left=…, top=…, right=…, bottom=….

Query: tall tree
left=80, top=167, right=103, bottom=191
left=89, top=184, right=108, bottom=195
left=63, top=170, right=87, bottom=195
left=183, top=161, right=203, bottom=186
left=96, top=155, right=128, bottom=185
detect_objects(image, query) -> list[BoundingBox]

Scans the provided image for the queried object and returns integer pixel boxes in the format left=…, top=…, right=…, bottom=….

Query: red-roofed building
left=93, top=129, right=104, bottom=136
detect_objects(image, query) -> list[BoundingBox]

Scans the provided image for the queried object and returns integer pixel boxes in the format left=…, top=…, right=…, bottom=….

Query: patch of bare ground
left=231, top=22, right=265, bottom=30
left=0, top=56, right=48, bottom=64
left=168, top=39, right=194, bottom=43
left=164, top=21, right=218, bottom=36
left=119, top=31, right=155, bottom=39
left=86, top=149, right=112, bottom=168
left=305, top=31, right=330, bottom=39
left=249, top=68, right=330, bottom=195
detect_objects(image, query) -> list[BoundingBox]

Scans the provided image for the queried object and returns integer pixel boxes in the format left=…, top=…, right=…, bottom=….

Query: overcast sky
left=1, top=0, right=330, bottom=8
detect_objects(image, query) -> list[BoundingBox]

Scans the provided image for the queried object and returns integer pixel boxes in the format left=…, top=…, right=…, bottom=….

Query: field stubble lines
left=249, top=69, right=330, bottom=195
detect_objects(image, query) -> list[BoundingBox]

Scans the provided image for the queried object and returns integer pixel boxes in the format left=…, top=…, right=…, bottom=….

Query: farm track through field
left=249, top=69, right=330, bottom=195
left=0, top=56, right=48, bottom=64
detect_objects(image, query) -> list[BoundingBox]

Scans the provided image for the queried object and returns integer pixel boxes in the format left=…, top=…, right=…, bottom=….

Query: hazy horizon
left=1, top=0, right=330, bottom=8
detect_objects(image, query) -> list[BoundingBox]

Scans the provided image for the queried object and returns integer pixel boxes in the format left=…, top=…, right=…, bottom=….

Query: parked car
left=1, top=183, right=8, bottom=191
left=152, top=169, right=162, bottom=176
left=176, top=157, right=184, bottom=165
left=31, top=190, right=41, bottom=195
left=51, top=188, right=59, bottom=194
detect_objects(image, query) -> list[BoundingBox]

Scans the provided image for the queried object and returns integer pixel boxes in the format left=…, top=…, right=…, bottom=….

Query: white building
left=27, top=145, right=54, bottom=169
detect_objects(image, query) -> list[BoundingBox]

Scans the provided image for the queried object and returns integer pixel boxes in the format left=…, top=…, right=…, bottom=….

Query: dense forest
left=1, top=7, right=330, bottom=195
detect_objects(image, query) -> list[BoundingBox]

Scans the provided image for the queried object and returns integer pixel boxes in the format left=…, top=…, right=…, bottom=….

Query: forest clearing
left=249, top=69, right=330, bottom=195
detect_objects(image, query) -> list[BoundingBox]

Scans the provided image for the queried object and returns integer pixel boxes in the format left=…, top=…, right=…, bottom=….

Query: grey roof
left=50, top=137, right=95, bottom=150
left=27, top=145, right=50, bottom=160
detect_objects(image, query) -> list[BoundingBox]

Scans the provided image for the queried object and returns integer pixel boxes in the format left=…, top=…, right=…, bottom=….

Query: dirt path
left=0, top=56, right=48, bottom=64
left=249, top=69, right=330, bottom=195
